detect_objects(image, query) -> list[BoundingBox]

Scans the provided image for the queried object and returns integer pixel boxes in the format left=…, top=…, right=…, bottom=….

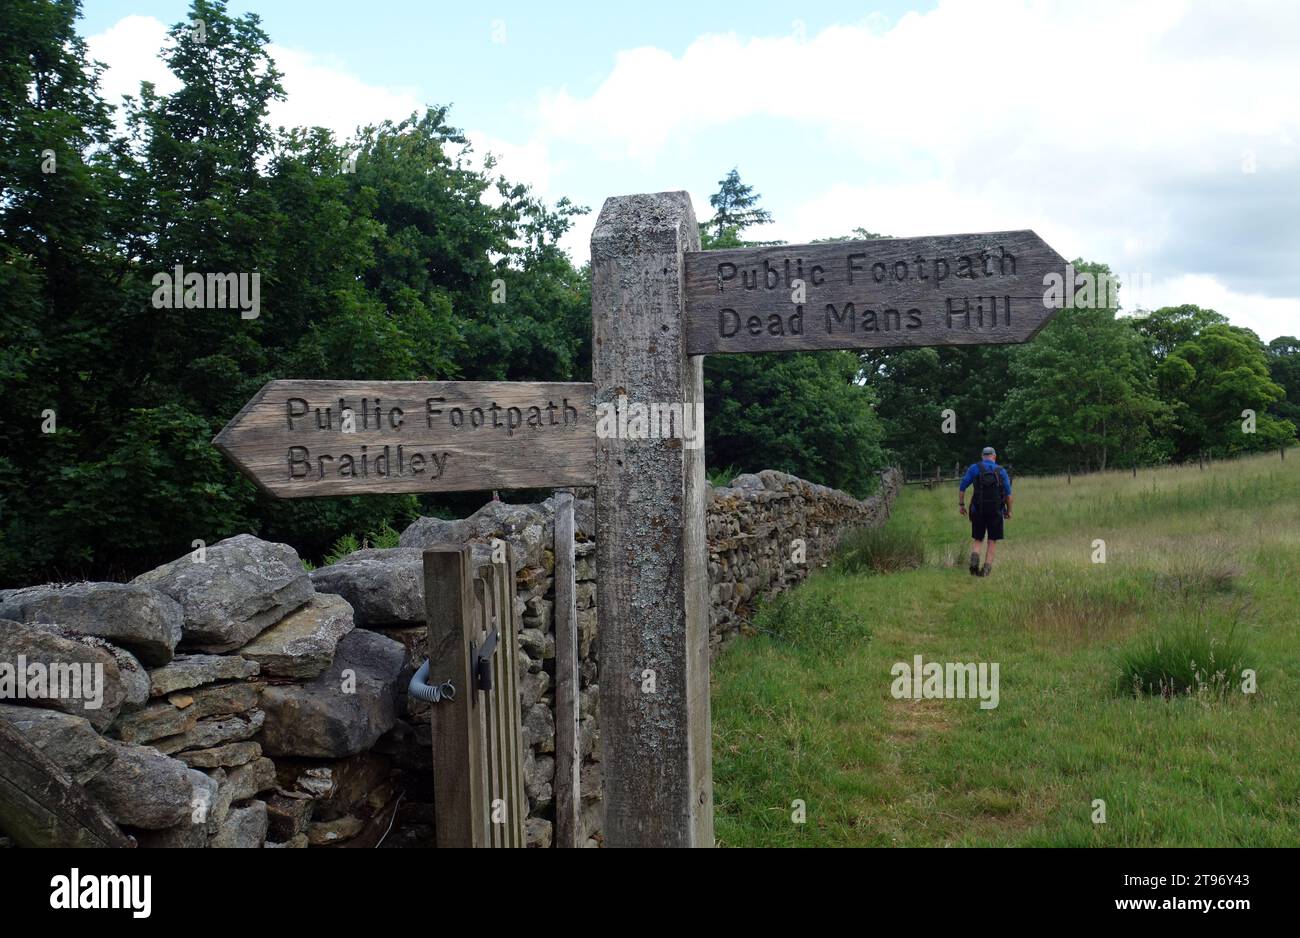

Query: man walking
left=958, top=446, right=1013, bottom=577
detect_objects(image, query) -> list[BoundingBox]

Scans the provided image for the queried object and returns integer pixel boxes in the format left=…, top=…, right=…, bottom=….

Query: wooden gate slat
left=553, top=492, right=581, bottom=847
left=501, top=543, right=526, bottom=847
left=424, top=546, right=480, bottom=848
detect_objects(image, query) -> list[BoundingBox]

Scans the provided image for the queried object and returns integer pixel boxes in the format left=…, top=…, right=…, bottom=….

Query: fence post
left=591, top=191, right=713, bottom=848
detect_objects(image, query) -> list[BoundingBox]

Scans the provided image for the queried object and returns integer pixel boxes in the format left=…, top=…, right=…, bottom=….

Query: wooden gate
left=422, top=542, right=526, bottom=847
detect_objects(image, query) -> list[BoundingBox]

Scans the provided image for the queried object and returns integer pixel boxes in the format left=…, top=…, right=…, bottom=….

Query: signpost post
left=589, top=193, right=1068, bottom=848
left=215, top=191, right=1068, bottom=849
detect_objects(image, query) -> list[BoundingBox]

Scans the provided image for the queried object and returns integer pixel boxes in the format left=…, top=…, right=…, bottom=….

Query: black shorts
left=971, top=508, right=1004, bottom=541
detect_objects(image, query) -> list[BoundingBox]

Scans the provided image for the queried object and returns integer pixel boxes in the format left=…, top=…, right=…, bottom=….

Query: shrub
left=321, top=533, right=362, bottom=567
left=835, top=525, right=925, bottom=575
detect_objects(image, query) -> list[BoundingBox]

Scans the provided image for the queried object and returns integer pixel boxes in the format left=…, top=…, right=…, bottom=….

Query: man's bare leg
left=969, top=537, right=983, bottom=574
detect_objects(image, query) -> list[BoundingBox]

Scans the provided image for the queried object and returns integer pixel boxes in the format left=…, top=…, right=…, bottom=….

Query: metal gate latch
left=470, top=628, right=499, bottom=692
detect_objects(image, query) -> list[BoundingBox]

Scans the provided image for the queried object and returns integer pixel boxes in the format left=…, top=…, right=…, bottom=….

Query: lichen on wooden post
left=591, top=191, right=713, bottom=847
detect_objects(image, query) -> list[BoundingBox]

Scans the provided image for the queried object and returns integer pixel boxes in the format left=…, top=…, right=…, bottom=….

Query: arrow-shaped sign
left=214, top=380, right=597, bottom=498
left=683, top=230, right=1069, bottom=355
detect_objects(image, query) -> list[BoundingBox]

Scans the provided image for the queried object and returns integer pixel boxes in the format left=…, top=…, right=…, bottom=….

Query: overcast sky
left=80, top=0, right=1299, bottom=342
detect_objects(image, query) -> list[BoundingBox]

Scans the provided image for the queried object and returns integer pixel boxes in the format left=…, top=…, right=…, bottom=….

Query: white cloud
left=86, top=15, right=177, bottom=108
left=87, top=16, right=424, bottom=143
left=265, top=44, right=422, bottom=141
left=531, top=0, right=1300, bottom=337
left=1144, top=274, right=1300, bottom=343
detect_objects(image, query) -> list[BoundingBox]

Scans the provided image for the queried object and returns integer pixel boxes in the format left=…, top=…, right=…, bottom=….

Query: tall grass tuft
left=835, top=525, right=925, bottom=575
left=1117, top=611, right=1250, bottom=700
left=751, top=589, right=867, bottom=652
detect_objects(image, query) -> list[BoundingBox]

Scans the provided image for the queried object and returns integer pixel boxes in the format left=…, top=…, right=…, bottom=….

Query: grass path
left=711, top=451, right=1300, bottom=846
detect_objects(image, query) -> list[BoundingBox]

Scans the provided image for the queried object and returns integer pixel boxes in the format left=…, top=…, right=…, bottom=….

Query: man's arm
left=1001, top=467, right=1013, bottom=518
left=957, top=464, right=975, bottom=516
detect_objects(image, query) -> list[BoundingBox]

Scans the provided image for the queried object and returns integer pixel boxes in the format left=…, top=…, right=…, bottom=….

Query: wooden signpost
left=684, top=231, right=1067, bottom=354
left=588, top=192, right=1067, bottom=849
left=215, top=190, right=1067, bottom=850
left=214, top=379, right=596, bottom=497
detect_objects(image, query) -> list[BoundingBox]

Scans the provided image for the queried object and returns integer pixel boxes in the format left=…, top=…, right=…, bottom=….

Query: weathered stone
left=133, top=535, right=313, bottom=653
left=523, top=703, right=554, bottom=754
left=176, top=741, right=261, bottom=768
left=519, top=669, right=550, bottom=710
left=223, top=756, right=277, bottom=802
left=210, top=801, right=268, bottom=848
left=307, top=815, right=364, bottom=846
left=524, top=751, right=554, bottom=802
left=400, top=500, right=551, bottom=567
left=266, top=792, right=315, bottom=841
left=259, top=630, right=407, bottom=758
left=284, top=752, right=392, bottom=821
left=266, top=833, right=309, bottom=848
left=309, top=548, right=424, bottom=628
left=148, top=654, right=259, bottom=697
left=0, top=583, right=182, bottom=666
left=524, top=595, right=552, bottom=621
left=86, top=740, right=195, bottom=829
left=101, top=643, right=150, bottom=711
left=111, top=681, right=258, bottom=743
left=525, top=817, right=553, bottom=848
left=579, top=717, right=598, bottom=761
left=577, top=607, right=597, bottom=659
left=239, top=593, right=355, bottom=678
left=133, top=819, right=207, bottom=848
left=21, top=622, right=153, bottom=714
left=154, top=710, right=264, bottom=754
left=186, top=767, right=219, bottom=831
left=281, top=765, right=335, bottom=799
left=0, top=703, right=115, bottom=784
left=518, top=628, right=546, bottom=659
left=0, top=620, right=124, bottom=730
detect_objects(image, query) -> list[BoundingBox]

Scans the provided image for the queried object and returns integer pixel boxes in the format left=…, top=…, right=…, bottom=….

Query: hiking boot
left=981, top=564, right=993, bottom=577
left=969, top=552, right=981, bottom=575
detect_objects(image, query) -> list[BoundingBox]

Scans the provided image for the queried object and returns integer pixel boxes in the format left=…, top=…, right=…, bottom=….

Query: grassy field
left=711, top=450, right=1300, bottom=846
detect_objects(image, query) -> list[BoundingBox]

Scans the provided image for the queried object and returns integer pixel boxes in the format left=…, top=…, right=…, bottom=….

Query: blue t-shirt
left=959, top=460, right=1012, bottom=507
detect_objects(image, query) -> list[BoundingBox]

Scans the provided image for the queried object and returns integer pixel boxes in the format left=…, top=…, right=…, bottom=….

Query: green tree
left=862, top=345, right=1016, bottom=475
left=995, top=262, right=1168, bottom=472
left=706, top=167, right=773, bottom=241
left=699, top=177, right=885, bottom=495
left=0, top=0, right=592, bottom=585
left=1129, top=303, right=1228, bottom=362
left=0, top=0, right=133, bottom=578
left=1157, top=324, right=1294, bottom=457
left=1266, top=336, right=1300, bottom=429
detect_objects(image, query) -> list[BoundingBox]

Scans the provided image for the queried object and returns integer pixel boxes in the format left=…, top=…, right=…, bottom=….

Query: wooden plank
left=0, top=718, right=131, bottom=848
left=424, top=546, right=480, bottom=848
left=495, top=544, right=525, bottom=847
left=480, top=562, right=504, bottom=849
left=505, top=544, right=527, bottom=847
left=552, top=491, right=581, bottom=847
left=591, top=191, right=714, bottom=848
left=683, top=230, right=1068, bottom=354
left=214, top=380, right=597, bottom=498
left=470, top=570, right=492, bottom=847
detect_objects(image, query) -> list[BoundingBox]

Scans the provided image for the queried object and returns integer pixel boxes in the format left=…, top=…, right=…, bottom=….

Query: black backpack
left=973, top=463, right=1004, bottom=512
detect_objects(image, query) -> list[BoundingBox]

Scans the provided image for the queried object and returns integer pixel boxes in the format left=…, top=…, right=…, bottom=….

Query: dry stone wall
left=0, top=469, right=899, bottom=849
